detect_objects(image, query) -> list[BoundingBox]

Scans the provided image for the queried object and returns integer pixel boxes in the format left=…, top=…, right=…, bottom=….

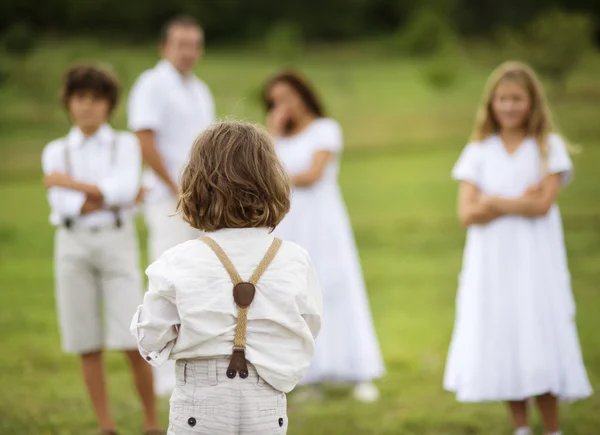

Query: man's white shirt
left=128, top=60, right=216, bottom=202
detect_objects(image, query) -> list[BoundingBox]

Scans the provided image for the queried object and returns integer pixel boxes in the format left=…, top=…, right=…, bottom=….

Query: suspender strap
left=201, top=236, right=282, bottom=379
left=62, top=135, right=122, bottom=228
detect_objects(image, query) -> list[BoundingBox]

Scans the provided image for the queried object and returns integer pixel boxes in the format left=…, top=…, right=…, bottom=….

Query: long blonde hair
left=471, top=61, right=556, bottom=170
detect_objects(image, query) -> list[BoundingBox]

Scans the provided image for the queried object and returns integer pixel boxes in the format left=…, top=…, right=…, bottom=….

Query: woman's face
left=491, top=79, right=531, bottom=131
left=268, top=81, right=307, bottom=121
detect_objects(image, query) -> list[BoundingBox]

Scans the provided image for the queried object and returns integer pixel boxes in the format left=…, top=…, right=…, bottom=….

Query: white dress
left=273, top=118, right=385, bottom=384
left=444, top=134, right=593, bottom=402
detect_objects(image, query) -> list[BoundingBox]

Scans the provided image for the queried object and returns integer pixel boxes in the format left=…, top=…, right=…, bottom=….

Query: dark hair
left=178, top=121, right=291, bottom=232
left=160, top=15, right=203, bottom=43
left=262, top=70, right=325, bottom=117
left=61, top=63, right=120, bottom=115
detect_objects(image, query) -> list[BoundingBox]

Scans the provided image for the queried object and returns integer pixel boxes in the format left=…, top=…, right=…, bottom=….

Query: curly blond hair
left=177, top=121, right=291, bottom=232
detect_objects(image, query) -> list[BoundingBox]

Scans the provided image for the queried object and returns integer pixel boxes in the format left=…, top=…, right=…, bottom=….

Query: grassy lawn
left=0, top=40, right=599, bottom=434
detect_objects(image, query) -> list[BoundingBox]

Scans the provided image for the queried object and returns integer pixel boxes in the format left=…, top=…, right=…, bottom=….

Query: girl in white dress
left=262, top=71, right=385, bottom=402
left=444, top=61, right=592, bottom=435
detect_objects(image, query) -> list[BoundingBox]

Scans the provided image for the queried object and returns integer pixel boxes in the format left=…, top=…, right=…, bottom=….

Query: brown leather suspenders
left=201, top=236, right=282, bottom=379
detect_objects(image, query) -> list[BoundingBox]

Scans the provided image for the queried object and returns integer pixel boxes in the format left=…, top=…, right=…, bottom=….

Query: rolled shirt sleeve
left=130, top=250, right=180, bottom=366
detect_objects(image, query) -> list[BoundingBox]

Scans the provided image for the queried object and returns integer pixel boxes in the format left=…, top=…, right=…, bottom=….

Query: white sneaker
left=352, top=382, right=380, bottom=403
left=514, top=428, right=532, bottom=435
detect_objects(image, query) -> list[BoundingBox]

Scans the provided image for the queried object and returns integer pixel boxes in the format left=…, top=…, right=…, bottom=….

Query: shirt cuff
left=51, top=188, right=87, bottom=217
left=97, top=178, right=126, bottom=207
left=128, top=118, right=161, bottom=132
left=130, top=306, right=175, bottom=367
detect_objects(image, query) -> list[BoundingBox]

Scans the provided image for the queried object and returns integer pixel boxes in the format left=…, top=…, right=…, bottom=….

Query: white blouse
left=130, top=227, right=322, bottom=393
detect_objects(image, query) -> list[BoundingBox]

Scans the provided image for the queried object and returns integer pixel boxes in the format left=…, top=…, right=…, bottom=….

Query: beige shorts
left=168, top=358, right=288, bottom=435
left=54, top=222, right=143, bottom=354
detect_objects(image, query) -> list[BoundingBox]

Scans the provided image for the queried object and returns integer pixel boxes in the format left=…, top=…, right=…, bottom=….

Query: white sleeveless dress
left=444, top=134, right=592, bottom=402
left=273, top=118, right=385, bottom=384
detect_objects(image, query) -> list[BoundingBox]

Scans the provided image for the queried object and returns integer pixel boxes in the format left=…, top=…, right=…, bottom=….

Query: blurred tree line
left=1, top=0, right=599, bottom=44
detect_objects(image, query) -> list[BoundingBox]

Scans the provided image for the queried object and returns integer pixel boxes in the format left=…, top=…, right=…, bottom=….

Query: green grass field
left=0, top=40, right=599, bottom=434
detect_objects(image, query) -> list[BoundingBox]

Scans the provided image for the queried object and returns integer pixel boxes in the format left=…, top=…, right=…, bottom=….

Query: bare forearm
left=80, top=197, right=105, bottom=214
left=137, top=131, right=176, bottom=192
left=488, top=197, right=549, bottom=217
left=142, top=145, right=174, bottom=186
left=68, top=180, right=103, bottom=200
left=291, top=171, right=319, bottom=188
left=460, top=204, right=503, bottom=226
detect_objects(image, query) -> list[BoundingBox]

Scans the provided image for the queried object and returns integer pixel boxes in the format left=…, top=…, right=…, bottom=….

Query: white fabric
left=131, top=227, right=322, bottom=394
left=272, top=118, right=385, bottom=384
left=54, top=223, right=143, bottom=354
left=143, top=197, right=200, bottom=395
left=168, top=359, right=288, bottom=434
left=444, top=134, right=592, bottom=402
left=144, top=197, right=200, bottom=264
left=127, top=60, right=215, bottom=203
left=41, top=124, right=141, bottom=226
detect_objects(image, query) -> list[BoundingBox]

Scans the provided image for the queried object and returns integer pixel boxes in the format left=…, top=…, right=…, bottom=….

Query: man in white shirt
left=127, top=15, right=215, bottom=396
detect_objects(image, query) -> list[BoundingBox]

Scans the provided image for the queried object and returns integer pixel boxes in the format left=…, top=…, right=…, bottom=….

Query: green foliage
left=1, top=22, right=37, bottom=58
left=265, top=21, right=304, bottom=62
left=527, top=9, right=595, bottom=85
left=497, top=9, right=596, bottom=88
left=422, top=48, right=460, bottom=92
left=392, top=8, right=460, bottom=58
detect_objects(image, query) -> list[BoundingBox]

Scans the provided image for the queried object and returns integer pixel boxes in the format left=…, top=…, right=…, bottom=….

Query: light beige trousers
left=168, top=358, right=288, bottom=435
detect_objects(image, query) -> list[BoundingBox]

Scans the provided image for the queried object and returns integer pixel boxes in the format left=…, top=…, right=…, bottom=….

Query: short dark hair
left=178, top=121, right=291, bottom=232
left=160, top=15, right=203, bottom=43
left=262, top=70, right=325, bottom=117
left=61, top=63, right=120, bottom=114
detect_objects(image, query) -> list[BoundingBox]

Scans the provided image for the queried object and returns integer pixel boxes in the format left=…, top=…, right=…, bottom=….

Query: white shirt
left=41, top=124, right=142, bottom=227
left=127, top=60, right=216, bottom=202
left=130, top=228, right=322, bottom=393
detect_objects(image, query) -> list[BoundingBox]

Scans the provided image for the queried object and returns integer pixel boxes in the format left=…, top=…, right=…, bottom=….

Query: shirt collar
left=206, top=228, right=273, bottom=240
left=67, top=123, right=114, bottom=148
left=156, top=59, right=196, bottom=83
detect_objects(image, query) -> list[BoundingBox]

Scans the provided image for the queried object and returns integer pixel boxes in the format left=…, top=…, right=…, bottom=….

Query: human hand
left=478, top=194, right=499, bottom=211
left=135, top=187, right=148, bottom=204
left=168, top=180, right=179, bottom=197
left=267, top=105, right=292, bottom=136
left=522, top=183, right=543, bottom=198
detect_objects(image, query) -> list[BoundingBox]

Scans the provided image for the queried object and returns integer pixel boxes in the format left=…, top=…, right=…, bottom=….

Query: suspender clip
left=227, top=347, right=248, bottom=379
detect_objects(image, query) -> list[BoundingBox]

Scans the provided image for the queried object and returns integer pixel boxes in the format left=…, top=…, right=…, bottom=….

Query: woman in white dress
left=262, top=71, right=385, bottom=402
left=444, top=61, right=592, bottom=435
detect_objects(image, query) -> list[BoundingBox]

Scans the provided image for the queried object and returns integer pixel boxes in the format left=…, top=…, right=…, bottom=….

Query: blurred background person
left=42, top=64, right=161, bottom=435
left=443, top=61, right=592, bottom=435
left=264, top=71, right=385, bottom=403
left=127, top=15, right=216, bottom=397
